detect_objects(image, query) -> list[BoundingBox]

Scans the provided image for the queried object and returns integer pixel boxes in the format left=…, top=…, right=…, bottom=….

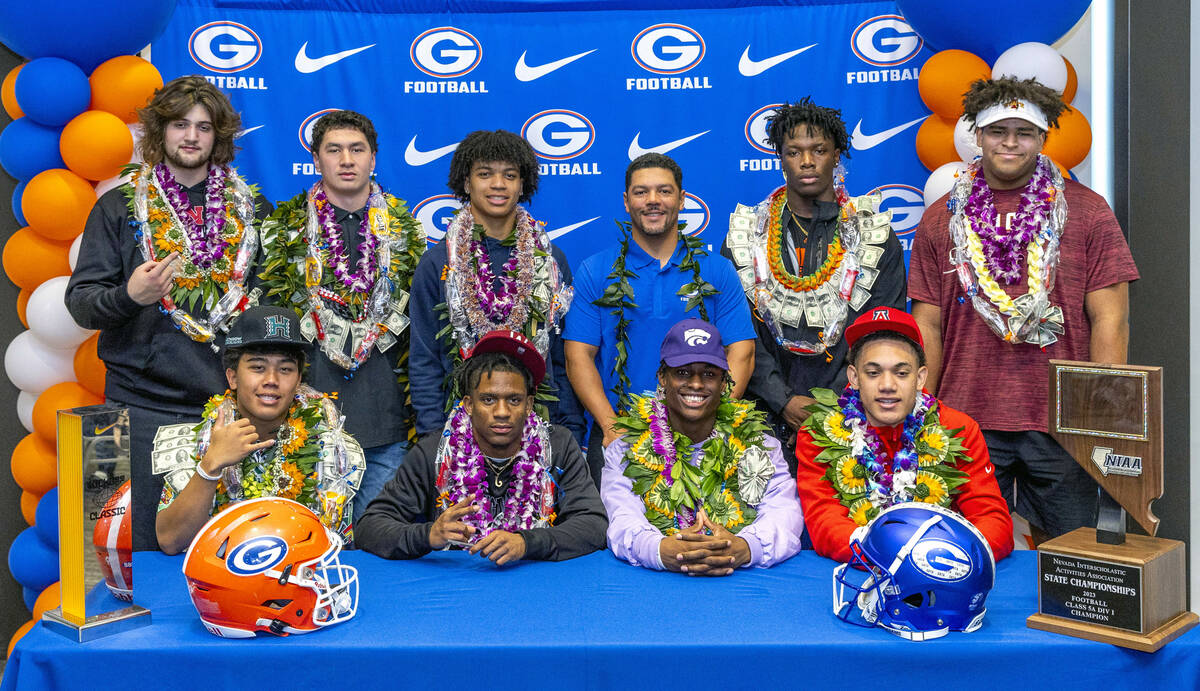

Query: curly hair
left=625, top=153, right=683, bottom=190
left=137, top=76, right=241, bottom=166
left=447, top=130, right=539, bottom=204
left=962, top=77, right=1067, bottom=130
left=766, top=97, right=850, bottom=159
left=311, top=110, right=378, bottom=153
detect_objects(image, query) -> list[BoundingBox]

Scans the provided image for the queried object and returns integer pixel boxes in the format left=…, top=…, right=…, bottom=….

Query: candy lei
left=948, top=155, right=1067, bottom=345
left=434, top=404, right=555, bottom=542
left=126, top=163, right=259, bottom=348
left=765, top=186, right=849, bottom=291
left=613, top=394, right=771, bottom=535
left=594, top=225, right=716, bottom=410
left=801, top=387, right=969, bottom=526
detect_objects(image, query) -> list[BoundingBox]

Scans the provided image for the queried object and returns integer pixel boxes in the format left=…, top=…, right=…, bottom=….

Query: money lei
left=593, top=223, right=714, bottom=412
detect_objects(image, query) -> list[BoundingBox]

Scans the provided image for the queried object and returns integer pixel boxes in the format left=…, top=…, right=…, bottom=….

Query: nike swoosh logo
left=94, top=421, right=119, bottom=435
left=295, top=42, right=376, bottom=74
left=627, top=131, right=709, bottom=160
left=514, top=49, right=596, bottom=82
left=236, top=125, right=263, bottom=139
left=547, top=217, right=599, bottom=240
left=738, top=44, right=817, bottom=77
left=850, top=116, right=926, bottom=150
left=404, top=136, right=460, bottom=167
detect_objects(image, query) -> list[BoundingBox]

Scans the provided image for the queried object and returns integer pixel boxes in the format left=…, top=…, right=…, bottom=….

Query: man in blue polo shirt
left=565, top=153, right=755, bottom=486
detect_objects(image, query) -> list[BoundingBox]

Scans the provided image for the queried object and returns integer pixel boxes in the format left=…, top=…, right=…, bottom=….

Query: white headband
left=974, top=98, right=1049, bottom=131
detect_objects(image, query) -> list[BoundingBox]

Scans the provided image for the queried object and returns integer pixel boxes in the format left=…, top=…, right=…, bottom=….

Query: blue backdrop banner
left=151, top=0, right=932, bottom=267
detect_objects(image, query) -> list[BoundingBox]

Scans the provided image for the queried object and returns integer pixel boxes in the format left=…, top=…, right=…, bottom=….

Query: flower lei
left=124, top=162, right=260, bottom=348
left=613, top=393, right=770, bottom=535
left=258, top=182, right=425, bottom=373
left=311, top=183, right=380, bottom=294
left=434, top=403, right=556, bottom=542
left=801, top=387, right=970, bottom=526
left=947, top=154, right=1067, bottom=346
left=728, top=182, right=890, bottom=357
left=438, top=205, right=572, bottom=411
left=593, top=225, right=716, bottom=411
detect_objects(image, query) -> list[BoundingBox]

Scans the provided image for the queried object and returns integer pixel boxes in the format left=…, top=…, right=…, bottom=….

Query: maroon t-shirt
left=909, top=179, right=1140, bottom=432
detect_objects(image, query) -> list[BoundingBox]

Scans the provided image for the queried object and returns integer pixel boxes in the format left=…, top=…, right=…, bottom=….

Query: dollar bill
left=322, top=310, right=350, bottom=354
left=152, top=423, right=192, bottom=445
left=858, top=213, right=890, bottom=230
left=376, top=329, right=397, bottom=353
left=730, top=245, right=753, bottom=268
left=859, top=244, right=884, bottom=268
left=737, top=267, right=755, bottom=292
left=850, top=284, right=871, bottom=311
left=726, top=227, right=751, bottom=248
left=153, top=446, right=199, bottom=476
left=383, top=307, right=410, bottom=335
left=392, top=290, right=410, bottom=314
left=300, top=312, right=317, bottom=342
left=860, top=226, right=891, bottom=245
left=857, top=266, right=879, bottom=289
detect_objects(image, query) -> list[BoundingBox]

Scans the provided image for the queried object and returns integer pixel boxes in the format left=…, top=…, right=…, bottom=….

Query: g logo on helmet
left=744, top=104, right=782, bottom=155
left=226, top=536, right=289, bottom=576
left=410, top=27, right=482, bottom=78
left=632, top=24, right=705, bottom=74
left=189, top=21, right=263, bottom=73
left=521, top=110, right=595, bottom=161
left=850, top=15, right=922, bottom=67
left=683, top=328, right=711, bottom=346
left=910, top=539, right=973, bottom=581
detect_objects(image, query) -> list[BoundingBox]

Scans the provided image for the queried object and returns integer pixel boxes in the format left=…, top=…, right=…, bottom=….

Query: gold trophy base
left=1027, top=528, right=1198, bottom=652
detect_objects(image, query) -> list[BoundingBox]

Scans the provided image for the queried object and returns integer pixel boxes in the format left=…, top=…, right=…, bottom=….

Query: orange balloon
left=2, top=63, right=23, bottom=119
left=2, top=227, right=72, bottom=291
left=74, top=333, right=106, bottom=397
left=32, top=582, right=61, bottom=620
left=918, top=50, right=992, bottom=120
left=17, top=287, right=32, bottom=329
left=915, top=114, right=959, bottom=172
left=60, top=110, right=134, bottom=181
left=7, top=620, right=36, bottom=658
left=33, top=382, right=103, bottom=444
left=89, top=55, right=163, bottom=124
left=1044, top=106, right=1092, bottom=170
left=12, top=434, right=58, bottom=495
left=1062, top=57, right=1078, bottom=104
left=22, top=168, right=97, bottom=242
left=21, top=490, right=40, bottom=525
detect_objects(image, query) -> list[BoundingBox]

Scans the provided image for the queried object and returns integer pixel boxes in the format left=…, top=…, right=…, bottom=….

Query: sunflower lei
left=614, top=393, right=771, bottom=535
left=801, top=387, right=970, bottom=526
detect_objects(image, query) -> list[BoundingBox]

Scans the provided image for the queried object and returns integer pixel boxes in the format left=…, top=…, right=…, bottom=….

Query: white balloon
left=992, top=42, right=1068, bottom=93
left=923, top=162, right=969, bottom=208
left=69, top=233, right=83, bottom=271
left=27, top=276, right=96, bottom=349
left=129, top=123, right=144, bottom=164
left=5, top=330, right=77, bottom=395
left=954, top=116, right=982, bottom=163
left=17, top=390, right=37, bottom=434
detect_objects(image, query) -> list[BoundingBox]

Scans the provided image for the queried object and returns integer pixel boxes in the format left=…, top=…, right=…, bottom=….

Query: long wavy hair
left=137, top=75, right=241, bottom=166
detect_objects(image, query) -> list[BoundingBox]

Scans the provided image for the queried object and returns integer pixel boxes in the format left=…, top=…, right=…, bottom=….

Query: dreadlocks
left=962, top=77, right=1067, bottom=130
left=766, top=97, right=851, bottom=159
left=447, top=129, right=540, bottom=204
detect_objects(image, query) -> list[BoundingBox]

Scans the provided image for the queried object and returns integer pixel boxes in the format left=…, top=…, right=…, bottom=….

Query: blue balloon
left=0, top=117, right=65, bottom=180
left=13, top=179, right=28, bottom=226
left=14, top=58, right=90, bottom=127
left=7, top=527, right=58, bottom=593
left=35, top=488, right=59, bottom=549
left=0, top=1, right=177, bottom=72
left=23, top=586, right=39, bottom=612
left=895, top=0, right=1090, bottom=63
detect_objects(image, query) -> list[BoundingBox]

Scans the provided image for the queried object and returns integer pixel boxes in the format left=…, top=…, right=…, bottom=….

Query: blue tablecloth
left=4, top=550, right=1197, bottom=689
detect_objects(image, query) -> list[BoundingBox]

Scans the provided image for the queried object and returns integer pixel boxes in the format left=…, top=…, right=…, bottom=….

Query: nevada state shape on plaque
left=1026, top=361, right=1197, bottom=652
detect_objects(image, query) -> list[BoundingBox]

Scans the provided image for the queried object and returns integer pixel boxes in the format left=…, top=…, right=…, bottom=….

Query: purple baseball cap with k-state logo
left=659, top=318, right=728, bottom=370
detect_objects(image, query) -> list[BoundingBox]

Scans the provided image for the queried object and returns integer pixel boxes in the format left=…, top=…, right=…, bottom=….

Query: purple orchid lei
left=962, top=155, right=1055, bottom=284
left=647, top=399, right=677, bottom=484
left=441, top=404, right=545, bottom=541
left=154, top=163, right=230, bottom=269
left=838, top=386, right=933, bottom=505
left=470, top=232, right=522, bottom=321
left=311, top=181, right=380, bottom=294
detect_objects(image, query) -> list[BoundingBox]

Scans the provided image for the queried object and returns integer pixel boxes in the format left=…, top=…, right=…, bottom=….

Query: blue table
left=4, top=550, right=1197, bottom=690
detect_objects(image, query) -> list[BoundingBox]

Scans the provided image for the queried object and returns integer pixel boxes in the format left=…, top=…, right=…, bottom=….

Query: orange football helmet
left=93, top=480, right=133, bottom=602
left=182, top=498, right=358, bottom=638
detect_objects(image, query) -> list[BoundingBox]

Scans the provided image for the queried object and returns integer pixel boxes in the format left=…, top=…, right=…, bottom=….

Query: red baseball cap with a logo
left=468, top=330, right=546, bottom=387
left=844, top=307, right=924, bottom=349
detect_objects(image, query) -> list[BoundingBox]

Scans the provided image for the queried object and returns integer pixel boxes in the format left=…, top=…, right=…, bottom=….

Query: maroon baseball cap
left=844, top=307, right=924, bottom=349
left=468, top=330, right=546, bottom=387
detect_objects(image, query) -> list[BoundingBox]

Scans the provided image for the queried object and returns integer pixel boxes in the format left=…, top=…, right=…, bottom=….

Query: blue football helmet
left=832, top=503, right=995, bottom=641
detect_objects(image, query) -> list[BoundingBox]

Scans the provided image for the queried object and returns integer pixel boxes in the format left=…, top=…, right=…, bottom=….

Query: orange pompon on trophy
left=1027, top=361, right=1198, bottom=652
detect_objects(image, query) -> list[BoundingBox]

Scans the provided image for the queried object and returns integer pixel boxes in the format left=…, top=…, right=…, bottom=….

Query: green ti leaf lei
left=613, top=393, right=771, bottom=535
left=592, top=223, right=717, bottom=412
left=800, top=387, right=972, bottom=526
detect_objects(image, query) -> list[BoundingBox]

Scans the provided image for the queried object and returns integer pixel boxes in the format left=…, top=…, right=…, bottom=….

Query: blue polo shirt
left=565, top=237, right=754, bottom=410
